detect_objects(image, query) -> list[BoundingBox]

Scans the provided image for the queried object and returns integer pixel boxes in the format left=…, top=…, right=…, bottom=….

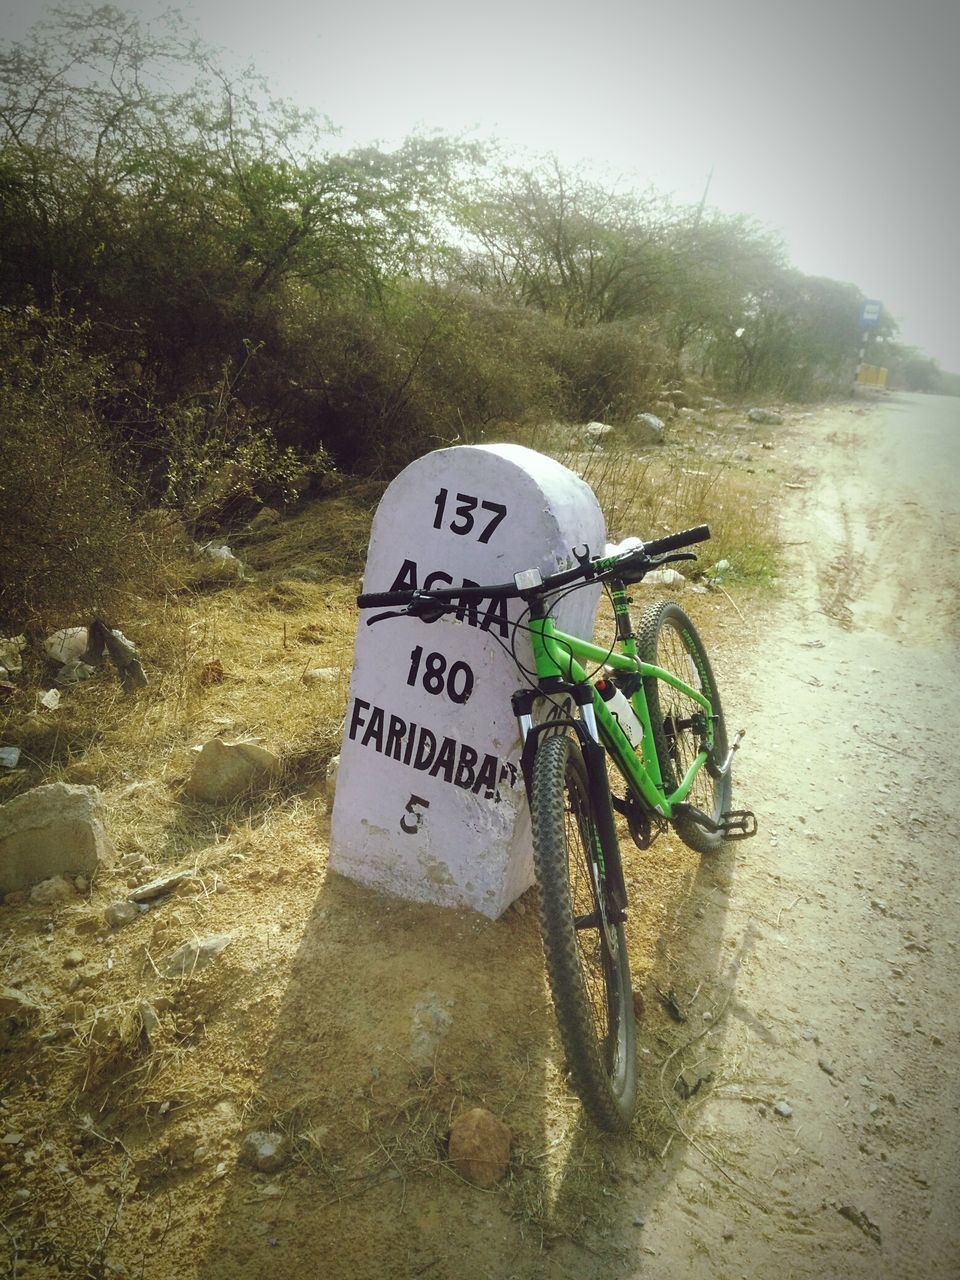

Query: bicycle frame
left=519, top=588, right=716, bottom=823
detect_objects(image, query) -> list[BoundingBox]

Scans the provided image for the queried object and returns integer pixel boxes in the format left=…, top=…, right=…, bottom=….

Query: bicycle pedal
left=719, top=809, right=758, bottom=839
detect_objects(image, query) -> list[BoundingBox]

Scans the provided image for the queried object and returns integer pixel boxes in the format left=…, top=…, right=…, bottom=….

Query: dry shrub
left=546, top=321, right=669, bottom=423
left=516, top=419, right=778, bottom=583
left=0, top=311, right=137, bottom=630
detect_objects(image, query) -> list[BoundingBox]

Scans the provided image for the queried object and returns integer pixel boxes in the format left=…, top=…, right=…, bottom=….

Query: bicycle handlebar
left=640, top=524, right=711, bottom=557
left=356, top=524, right=711, bottom=614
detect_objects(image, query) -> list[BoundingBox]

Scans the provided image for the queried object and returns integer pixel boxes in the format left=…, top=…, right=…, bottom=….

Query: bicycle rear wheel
left=637, top=600, right=731, bottom=853
left=530, top=732, right=637, bottom=1132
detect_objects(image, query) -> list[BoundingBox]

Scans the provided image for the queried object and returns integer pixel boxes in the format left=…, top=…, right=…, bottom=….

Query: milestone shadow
left=170, top=818, right=737, bottom=1280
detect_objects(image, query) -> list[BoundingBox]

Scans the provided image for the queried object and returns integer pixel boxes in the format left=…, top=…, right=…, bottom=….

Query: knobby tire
left=530, top=733, right=637, bottom=1132
left=637, top=600, right=732, bottom=854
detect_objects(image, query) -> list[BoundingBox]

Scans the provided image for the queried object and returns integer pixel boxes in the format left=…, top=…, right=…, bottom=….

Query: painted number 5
left=400, top=794, right=431, bottom=834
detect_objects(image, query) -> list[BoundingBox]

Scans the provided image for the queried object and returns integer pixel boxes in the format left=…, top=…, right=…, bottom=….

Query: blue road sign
left=861, top=300, right=882, bottom=327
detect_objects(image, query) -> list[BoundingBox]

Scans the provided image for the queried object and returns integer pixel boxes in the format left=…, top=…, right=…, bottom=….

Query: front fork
left=513, top=682, right=629, bottom=922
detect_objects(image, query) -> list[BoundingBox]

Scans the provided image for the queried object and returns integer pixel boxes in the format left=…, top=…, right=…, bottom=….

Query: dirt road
left=620, top=393, right=960, bottom=1277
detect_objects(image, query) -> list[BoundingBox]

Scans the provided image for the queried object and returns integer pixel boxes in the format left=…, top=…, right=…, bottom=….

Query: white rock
left=302, top=668, right=339, bottom=684
left=239, top=1130, right=289, bottom=1173
left=162, top=933, right=233, bottom=978
left=29, top=875, right=74, bottom=906
left=331, top=443, right=605, bottom=920
left=643, top=568, right=687, bottom=588
left=0, top=784, right=115, bottom=895
left=325, top=755, right=339, bottom=805
left=629, top=413, right=665, bottom=444
left=104, top=901, right=139, bottom=928
left=410, top=992, right=454, bottom=1071
left=186, top=739, right=281, bottom=804
left=197, top=543, right=245, bottom=576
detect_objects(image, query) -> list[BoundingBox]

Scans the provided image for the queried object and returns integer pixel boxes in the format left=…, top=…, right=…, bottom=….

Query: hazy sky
left=3, top=0, right=959, bottom=369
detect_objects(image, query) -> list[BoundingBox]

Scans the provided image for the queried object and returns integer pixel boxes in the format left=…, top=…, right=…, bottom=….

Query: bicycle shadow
left=544, top=836, right=743, bottom=1270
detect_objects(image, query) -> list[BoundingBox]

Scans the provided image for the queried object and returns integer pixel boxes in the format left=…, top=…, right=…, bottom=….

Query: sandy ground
left=625, top=391, right=960, bottom=1279
left=1, top=393, right=958, bottom=1280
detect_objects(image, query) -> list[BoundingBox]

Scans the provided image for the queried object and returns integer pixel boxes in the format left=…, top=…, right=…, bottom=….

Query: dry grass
left=0, top=417, right=788, bottom=1275
left=1, top=416, right=778, bottom=816
left=496, top=412, right=782, bottom=585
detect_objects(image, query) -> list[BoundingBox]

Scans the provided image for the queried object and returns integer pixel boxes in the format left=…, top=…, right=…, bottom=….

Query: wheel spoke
left=638, top=601, right=731, bottom=855
left=563, top=796, right=613, bottom=1050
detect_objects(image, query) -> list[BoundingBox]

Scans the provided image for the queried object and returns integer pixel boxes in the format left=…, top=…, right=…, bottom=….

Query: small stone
left=29, top=876, right=74, bottom=906
left=104, top=901, right=138, bottom=929
left=722, top=1225, right=735, bottom=1240
left=162, top=933, right=232, bottom=978
left=186, top=739, right=281, bottom=804
left=301, top=668, right=339, bottom=685
left=0, top=986, right=40, bottom=1019
left=323, top=754, right=340, bottom=807
left=239, top=1130, right=289, bottom=1173
left=129, top=870, right=193, bottom=902
left=448, top=1108, right=512, bottom=1187
left=818, top=1057, right=835, bottom=1076
left=139, top=1002, right=160, bottom=1039
left=773, top=1101, right=793, bottom=1118
left=248, top=506, right=281, bottom=530
left=632, top=1215, right=645, bottom=1228
left=63, top=1000, right=86, bottom=1024
left=62, top=949, right=85, bottom=969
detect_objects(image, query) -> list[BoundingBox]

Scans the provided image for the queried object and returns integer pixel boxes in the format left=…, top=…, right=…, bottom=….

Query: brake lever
left=366, top=594, right=452, bottom=627
left=366, top=609, right=405, bottom=626
left=649, top=551, right=698, bottom=567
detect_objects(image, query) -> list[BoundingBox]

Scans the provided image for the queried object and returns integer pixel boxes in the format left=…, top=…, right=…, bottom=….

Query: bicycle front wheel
left=638, top=600, right=731, bottom=854
left=530, top=733, right=637, bottom=1132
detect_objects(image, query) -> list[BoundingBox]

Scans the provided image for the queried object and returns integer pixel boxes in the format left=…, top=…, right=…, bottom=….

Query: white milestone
left=330, top=443, right=605, bottom=918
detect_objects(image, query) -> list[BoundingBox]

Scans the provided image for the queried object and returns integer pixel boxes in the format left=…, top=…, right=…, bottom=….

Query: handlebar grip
left=643, top=524, right=711, bottom=556
left=357, top=591, right=413, bottom=609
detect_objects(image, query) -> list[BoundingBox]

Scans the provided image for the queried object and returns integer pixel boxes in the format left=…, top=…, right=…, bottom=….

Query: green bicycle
left=358, top=524, right=755, bottom=1132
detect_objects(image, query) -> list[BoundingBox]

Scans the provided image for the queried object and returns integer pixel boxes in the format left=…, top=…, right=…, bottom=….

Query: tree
left=0, top=6, right=465, bottom=482
left=451, top=157, right=670, bottom=327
